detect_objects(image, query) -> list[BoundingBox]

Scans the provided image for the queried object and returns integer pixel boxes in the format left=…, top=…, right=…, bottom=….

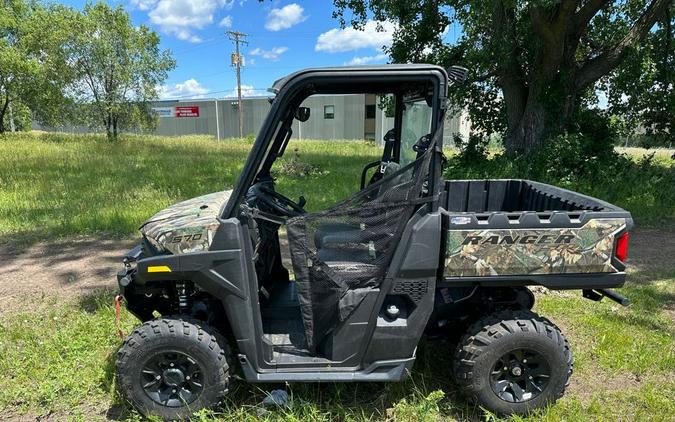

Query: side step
left=239, top=356, right=415, bottom=383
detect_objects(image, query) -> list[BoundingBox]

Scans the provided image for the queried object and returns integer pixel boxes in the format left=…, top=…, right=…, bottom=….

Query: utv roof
left=268, top=64, right=450, bottom=94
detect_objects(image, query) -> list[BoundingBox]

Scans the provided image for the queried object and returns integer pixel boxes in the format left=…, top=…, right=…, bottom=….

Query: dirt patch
left=625, top=227, right=675, bottom=275
left=569, top=369, right=642, bottom=403
left=0, top=228, right=672, bottom=315
left=0, top=236, right=136, bottom=315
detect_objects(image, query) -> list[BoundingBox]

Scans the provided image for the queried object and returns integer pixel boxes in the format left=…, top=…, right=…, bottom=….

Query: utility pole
left=227, top=30, right=248, bottom=138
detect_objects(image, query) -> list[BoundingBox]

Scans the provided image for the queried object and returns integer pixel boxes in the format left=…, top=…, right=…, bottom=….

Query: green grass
left=0, top=132, right=380, bottom=245
left=1, top=277, right=672, bottom=421
left=0, top=132, right=673, bottom=420
left=0, top=132, right=672, bottom=245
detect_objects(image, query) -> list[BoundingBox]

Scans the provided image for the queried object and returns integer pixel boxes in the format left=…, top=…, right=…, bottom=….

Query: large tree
left=333, top=0, right=672, bottom=155
left=0, top=0, right=73, bottom=133
left=602, top=2, right=673, bottom=146
left=66, top=2, right=175, bottom=141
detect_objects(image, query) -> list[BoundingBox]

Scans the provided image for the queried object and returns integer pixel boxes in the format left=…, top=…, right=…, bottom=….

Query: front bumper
left=116, top=244, right=143, bottom=292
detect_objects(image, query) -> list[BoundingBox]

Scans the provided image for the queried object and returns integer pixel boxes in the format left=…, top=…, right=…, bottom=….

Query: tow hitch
left=583, top=288, right=630, bottom=306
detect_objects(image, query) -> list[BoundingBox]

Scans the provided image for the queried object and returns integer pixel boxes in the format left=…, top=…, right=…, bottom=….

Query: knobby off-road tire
left=453, top=310, right=573, bottom=416
left=116, top=317, right=232, bottom=420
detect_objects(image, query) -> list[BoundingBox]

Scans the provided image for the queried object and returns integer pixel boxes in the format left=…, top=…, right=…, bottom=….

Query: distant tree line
left=1, top=0, right=175, bottom=140
left=334, top=0, right=673, bottom=154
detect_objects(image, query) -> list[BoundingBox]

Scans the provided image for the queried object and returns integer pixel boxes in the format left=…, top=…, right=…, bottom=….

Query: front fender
left=135, top=250, right=248, bottom=300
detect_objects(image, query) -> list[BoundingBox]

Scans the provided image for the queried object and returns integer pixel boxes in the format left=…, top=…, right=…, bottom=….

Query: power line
left=227, top=30, right=248, bottom=138
left=158, top=88, right=270, bottom=101
left=170, top=35, right=228, bottom=54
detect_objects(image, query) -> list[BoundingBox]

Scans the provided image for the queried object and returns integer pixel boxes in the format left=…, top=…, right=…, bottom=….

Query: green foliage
left=571, top=108, right=618, bottom=157
left=390, top=390, right=445, bottom=421
left=0, top=1, right=174, bottom=138
left=0, top=100, right=31, bottom=131
left=601, top=4, right=674, bottom=146
left=333, top=0, right=672, bottom=154
left=0, top=0, right=74, bottom=132
left=452, top=132, right=490, bottom=164
left=64, top=2, right=175, bottom=141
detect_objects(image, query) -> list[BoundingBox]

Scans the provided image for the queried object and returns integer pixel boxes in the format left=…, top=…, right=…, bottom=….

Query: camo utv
left=115, top=65, right=633, bottom=420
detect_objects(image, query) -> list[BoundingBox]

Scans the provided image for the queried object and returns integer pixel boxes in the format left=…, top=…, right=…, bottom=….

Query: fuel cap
left=385, top=304, right=400, bottom=319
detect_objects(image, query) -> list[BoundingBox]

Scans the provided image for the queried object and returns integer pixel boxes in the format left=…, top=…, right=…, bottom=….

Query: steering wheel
left=249, top=182, right=306, bottom=217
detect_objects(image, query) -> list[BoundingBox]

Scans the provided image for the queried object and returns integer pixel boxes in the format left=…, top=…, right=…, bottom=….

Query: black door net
left=287, top=131, right=439, bottom=353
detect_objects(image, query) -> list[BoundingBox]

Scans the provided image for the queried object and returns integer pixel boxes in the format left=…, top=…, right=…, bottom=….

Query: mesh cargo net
left=287, top=134, right=438, bottom=353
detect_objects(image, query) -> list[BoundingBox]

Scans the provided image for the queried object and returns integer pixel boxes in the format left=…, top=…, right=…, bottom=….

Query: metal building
left=34, top=93, right=470, bottom=142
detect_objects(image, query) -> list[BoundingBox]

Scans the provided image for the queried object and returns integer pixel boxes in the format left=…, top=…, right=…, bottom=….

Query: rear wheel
left=116, top=317, right=232, bottom=420
left=453, top=310, right=572, bottom=415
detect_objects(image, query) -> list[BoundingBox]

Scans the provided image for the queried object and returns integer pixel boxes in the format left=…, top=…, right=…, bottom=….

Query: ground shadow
left=0, top=235, right=136, bottom=313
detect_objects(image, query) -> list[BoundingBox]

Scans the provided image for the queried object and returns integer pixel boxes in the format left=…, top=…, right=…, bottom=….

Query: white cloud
left=239, top=84, right=256, bottom=96
left=249, top=46, right=288, bottom=61
left=159, top=78, right=209, bottom=99
left=316, top=20, right=397, bottom=53
left=265, top=3, right=307, bottom=31
left=137, top=0, right=232, bottom=43
left=345, top=53, right=388, bottom=66
left=219, top=15, right=232, bottom=28
left=174, top=29, right=202, bottom=43
left=227, top=84, right=265, bottom=98
left=130, top=0, right=158, bottom=11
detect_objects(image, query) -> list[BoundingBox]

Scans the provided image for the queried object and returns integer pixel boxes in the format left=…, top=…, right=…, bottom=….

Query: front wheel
left=453, top=310, right=572, bottom=415
left=116, top=317, right=232, bottom=420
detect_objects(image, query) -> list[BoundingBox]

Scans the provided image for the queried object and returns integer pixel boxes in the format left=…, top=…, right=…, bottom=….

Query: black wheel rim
left=140, top=351, right=204, bottom=407
left=490, top=348, right=551, bottom=403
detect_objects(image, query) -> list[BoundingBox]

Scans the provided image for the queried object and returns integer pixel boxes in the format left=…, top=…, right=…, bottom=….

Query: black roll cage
left=220, top=65, right=449, bottom=220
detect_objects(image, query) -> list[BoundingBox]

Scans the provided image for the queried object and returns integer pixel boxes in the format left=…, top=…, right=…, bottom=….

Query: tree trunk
left=112, top=115, right=118, bottom=140
left=502, top=79, right=548, bottom=156
left=105, top=112, right=114, bottom=141
left=0, top=94, right=9, bottom=134
left=501, top=79, right=527, bottom=155
left=504, top=102, right=547, bottom=155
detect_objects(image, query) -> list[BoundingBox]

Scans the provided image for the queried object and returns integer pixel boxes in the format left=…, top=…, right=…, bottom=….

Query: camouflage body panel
left=444, top=218, right=626, bottom=277
left=140, top=190, right=232, bottom=255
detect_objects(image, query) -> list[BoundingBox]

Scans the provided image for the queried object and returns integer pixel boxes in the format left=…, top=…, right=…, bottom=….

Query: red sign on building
left=174, top=106, right=200, bottom=118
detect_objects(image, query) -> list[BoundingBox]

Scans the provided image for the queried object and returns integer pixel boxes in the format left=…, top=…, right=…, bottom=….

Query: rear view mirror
left=447, top=65, right=469, bottom=84
left=295, top=107, right=310, bottom=122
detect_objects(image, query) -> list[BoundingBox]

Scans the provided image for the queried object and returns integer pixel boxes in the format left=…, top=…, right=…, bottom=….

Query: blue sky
left=58, top=1, right=443, bottom=100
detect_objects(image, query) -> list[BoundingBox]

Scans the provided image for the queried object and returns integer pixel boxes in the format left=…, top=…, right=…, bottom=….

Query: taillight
left=616, top=232, right=629, bottom=262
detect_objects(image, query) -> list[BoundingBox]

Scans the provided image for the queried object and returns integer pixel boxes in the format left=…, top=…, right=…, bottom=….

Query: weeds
left=272, top=146, right=329, bottom=177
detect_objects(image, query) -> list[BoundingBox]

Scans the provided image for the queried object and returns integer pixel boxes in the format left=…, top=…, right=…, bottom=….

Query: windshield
left=399, top=98, right=433, bottom=165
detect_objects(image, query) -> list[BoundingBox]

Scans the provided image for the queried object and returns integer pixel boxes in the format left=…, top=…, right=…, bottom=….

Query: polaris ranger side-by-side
left=115, top=65, right=633, bottom=419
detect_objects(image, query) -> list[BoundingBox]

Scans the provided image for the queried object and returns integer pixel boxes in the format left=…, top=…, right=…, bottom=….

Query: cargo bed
left=440, top=179, right=633, bottom=289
